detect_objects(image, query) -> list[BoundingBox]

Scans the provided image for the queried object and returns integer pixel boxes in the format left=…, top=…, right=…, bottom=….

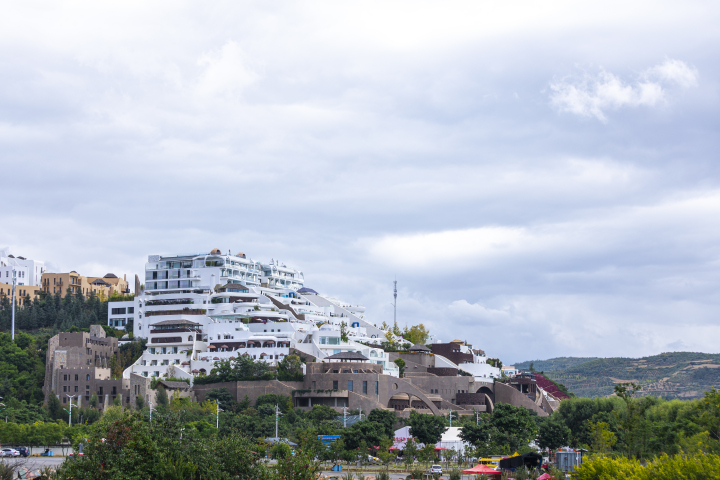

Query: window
left=86, top=385, right=89, bottom=390
left=172, top=347, right=178, bottom=354
left=75, top=374, right=78, bottom=381
left=128, top=307, right=134, bottom=313
left=363, top=381, right=368, bottom=394
left=333, top=380, right=338, bottom=390
left=74, top=386, right=78, bottom=392
left=161, top=347, right=167, bottom=354
left=348, top=380, right=353, bottom=392
left=111, top=307, right=126, bottom=315
left=374, top=381, right=379, bottom=395
left=63, top=374, right=67, bottom=381
left=63, top=397, right=67, bottom=403
left=154, top=371, right=160, bottom=377
left=86, top=374, right=90, bottom=381
left=143, top=371, right=148, bottom=377
left=312, top=381, right=316, bottom=389
left=149, top=347, right=155, bottom=354
left=63, top=386, right=67, bottom=392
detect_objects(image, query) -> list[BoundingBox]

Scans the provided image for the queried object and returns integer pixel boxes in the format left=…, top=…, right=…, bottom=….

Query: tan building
left=0, top=282, right=42, bottom=304
left=44, top=325, right=131, bottom=410
left=41, top=271, right=130, bottom=297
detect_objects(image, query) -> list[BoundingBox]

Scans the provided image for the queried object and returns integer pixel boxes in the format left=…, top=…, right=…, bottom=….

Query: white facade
left=0, top=251, right=45, bottom=286
left=121, top=249, right=398, bottom=382
left=393, top=426, right=471, bottom=454
left=108, top=300, right=136, bottom=330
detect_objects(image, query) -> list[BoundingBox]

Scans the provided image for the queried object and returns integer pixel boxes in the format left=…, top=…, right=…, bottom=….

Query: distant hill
left=515, top=352, right=720, bottom=399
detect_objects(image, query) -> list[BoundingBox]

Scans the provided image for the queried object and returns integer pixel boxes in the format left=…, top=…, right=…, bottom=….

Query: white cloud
left=550, top=59, right=697, bottom=121
left=196, top=41, right=259, bottom=97
left=649, top=58, right=698, bottom=88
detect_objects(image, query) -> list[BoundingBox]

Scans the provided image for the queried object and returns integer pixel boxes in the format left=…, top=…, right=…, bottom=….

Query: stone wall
left=493, top=381, right=548, bottom=417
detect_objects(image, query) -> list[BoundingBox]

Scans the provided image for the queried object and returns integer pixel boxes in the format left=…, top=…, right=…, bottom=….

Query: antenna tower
left=393, top=278, right=397, bottom=326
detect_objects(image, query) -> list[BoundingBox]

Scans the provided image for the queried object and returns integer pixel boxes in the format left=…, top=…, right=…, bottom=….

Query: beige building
left=0, top=282, right=42, bottom=304
left=44, top=325, right=131, bottom=410
left=41, top=271, right=130, bottom=297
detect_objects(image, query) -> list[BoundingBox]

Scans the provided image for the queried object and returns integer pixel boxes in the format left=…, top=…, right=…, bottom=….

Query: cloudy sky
left=2, top=1, right=719, bottom=363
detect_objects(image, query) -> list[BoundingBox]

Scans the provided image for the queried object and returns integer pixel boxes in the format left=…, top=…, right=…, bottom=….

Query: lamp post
left=148, top=401, right=154, bottom=422
left=65, top=395, right=77, bottom=427
left=343, top=407, right=348, bottom=428
left=11, top=267, right=16, bottom=341
left=448, top=409, right=453, bottom=427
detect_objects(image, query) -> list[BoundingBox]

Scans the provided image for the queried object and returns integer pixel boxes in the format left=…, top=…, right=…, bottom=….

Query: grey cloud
left=1, top=1, right=719, bottom=364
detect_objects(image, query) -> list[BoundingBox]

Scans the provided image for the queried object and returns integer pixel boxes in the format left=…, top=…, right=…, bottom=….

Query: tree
left=488, top=403, right=538, bottom=452
left=418, top=443, right=437, bottom=466
left=156, top=386, right=169, bottom=407
left=340, top=321, right=349, bottom=343
left=135, top=395, right=145, bottom=410
left=113, top=395, right=122, bottom=407
left=277, top=354, right=304, bottom=381
left=408, top=411, right=447, bottom=445
left=394, top=358, right=406, bottom=377
left=537, top=417, right=571, bottom=451
left=403, top=324, right=430, bottom=346
left=368, top=409, right=397, bottom=438
left=47, top=392, right=63, bottom=420
left=375, top=435, right=397, bottom=470
left=307, top=404, right=339, bottom=422
left=404, top=438, right=419, bottom=465
left=89, top=393, right=99, bottom=409
left=588, top=421, right=617, bottom=453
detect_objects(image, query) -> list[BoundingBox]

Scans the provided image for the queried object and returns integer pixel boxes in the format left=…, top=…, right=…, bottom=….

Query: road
left=1, top=456, right=66, bottom=469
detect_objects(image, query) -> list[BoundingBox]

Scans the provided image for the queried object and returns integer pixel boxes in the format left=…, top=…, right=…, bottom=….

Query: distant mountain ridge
left=515, top=352, right=720, bottom=399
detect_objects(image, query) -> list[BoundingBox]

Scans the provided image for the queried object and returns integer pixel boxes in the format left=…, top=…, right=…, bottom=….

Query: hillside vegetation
left=516, top=352, right=720, bottom=399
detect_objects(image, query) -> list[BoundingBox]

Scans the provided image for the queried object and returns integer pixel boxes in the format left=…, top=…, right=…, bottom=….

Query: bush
left=575, top=452, right=720, bottom=480
left=448, top=469, right=462, bottom=480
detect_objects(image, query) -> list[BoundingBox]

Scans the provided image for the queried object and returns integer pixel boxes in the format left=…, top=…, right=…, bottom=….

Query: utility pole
left=343, top=407, right=348, bottom=428
left=359, top=409, right=363, bottom=421
left=216, top=401, right=223, bottom=429
left=148, top=401, right=154, bottom=422
left=393, top=279, right=397, bottom=327
left=476, top=410, right=480, bottom=425
left=66, top=395, right=77, bottom=427
left=275, top=404, right=282, bottom=438
left=448, top=409, right=453, bottom=427
left=11, top=267, right=16, bottom=341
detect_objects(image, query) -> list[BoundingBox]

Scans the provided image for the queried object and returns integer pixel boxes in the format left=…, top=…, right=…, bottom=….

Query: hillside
left=516, top=352, right=720, bottom=399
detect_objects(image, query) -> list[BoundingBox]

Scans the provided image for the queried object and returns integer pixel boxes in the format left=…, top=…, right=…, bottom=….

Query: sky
left=1, top=1, right=719, bottom=364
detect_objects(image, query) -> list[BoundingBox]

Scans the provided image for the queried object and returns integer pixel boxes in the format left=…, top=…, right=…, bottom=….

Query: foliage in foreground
left=575, top=452, right=720, bottom=480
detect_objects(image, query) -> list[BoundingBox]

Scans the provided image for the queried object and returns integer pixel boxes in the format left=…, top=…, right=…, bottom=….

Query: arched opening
left=188, top=335, right=193, bottom=342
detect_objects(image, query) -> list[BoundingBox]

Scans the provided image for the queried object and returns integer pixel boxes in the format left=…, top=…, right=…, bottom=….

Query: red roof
left=534, top=373, right=570, bottom=400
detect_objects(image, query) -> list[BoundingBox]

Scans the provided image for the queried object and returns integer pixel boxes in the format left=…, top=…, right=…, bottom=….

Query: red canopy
left=462, top=465, right=501, bottom=475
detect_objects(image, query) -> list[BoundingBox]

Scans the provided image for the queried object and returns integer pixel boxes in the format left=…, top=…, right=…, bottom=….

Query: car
left=0, top=448, right=20, bottom=457
left=429, top=465, right=443, bottom=475
left=16, top=447, right=30, bottom=457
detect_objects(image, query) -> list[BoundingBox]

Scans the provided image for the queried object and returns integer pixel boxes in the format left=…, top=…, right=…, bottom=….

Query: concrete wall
left=193, top=380, right=304, bottom=405
left=494, top=382, right=548, bottom=417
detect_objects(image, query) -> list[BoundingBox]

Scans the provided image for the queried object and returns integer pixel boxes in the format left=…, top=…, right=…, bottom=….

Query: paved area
left=0, top=456, right=66, bottom=469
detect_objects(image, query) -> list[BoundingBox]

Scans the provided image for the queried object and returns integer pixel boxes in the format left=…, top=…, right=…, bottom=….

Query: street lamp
left=11, top=267, right=16, bottom=341
left=65, top=395, right=78, bottom=427
left=148, top=401, right=154, bottom=422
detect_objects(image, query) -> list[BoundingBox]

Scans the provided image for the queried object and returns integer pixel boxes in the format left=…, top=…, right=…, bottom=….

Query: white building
left=120, top=249, right=398, bottom=382
left=0, top=250, right=46, bottom=287
left=393, top=426, right=471, bottom=454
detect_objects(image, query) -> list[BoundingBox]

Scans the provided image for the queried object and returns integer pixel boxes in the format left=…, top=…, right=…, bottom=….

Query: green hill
left=515, top=352, right=720, bottom=399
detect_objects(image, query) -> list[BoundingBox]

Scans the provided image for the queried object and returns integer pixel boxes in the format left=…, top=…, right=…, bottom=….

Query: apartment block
left=41, top=271, right=130, bottom=297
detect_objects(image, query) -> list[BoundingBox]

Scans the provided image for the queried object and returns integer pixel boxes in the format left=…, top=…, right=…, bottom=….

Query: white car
left=429, top=465, right=442, bottom=475
left=0, top=448, right=20, bottom=457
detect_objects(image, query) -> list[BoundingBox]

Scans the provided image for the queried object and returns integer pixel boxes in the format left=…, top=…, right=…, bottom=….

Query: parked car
left=429, top=465, right=443, bottom=475
left=16, top=447, right=30, bottom=457
left=0, top=448, right=20, bottom=457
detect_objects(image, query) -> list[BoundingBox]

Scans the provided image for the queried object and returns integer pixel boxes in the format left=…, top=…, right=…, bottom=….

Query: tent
left=499, top=452, right=543, bottom=470
left=462, top=465, right=501, bottom=476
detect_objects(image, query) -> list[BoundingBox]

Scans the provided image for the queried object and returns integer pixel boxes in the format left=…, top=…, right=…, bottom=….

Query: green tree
left=277, top=354, right=304, bottom=381
left=394, top=358, right=406, bottom=377
left=89, top=393, right=99, bottom=409
left=537, top=417, right=571, bottom=451
left=588, top=421, right=617, bottom=453
left=135, top=395, right=145, bottom=410
left=408, top=411, right=447, bottom=445
left=340, top=321, right=349, bottom=343
left=404, top=437, right=419, bottom=465
left=46, top=392, right=63, bottom=420
left=156, top=386, right=169, bottom=407
left=403, top=324, right=430, bottom=346
left=368, top=409, right=397, bottom=438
